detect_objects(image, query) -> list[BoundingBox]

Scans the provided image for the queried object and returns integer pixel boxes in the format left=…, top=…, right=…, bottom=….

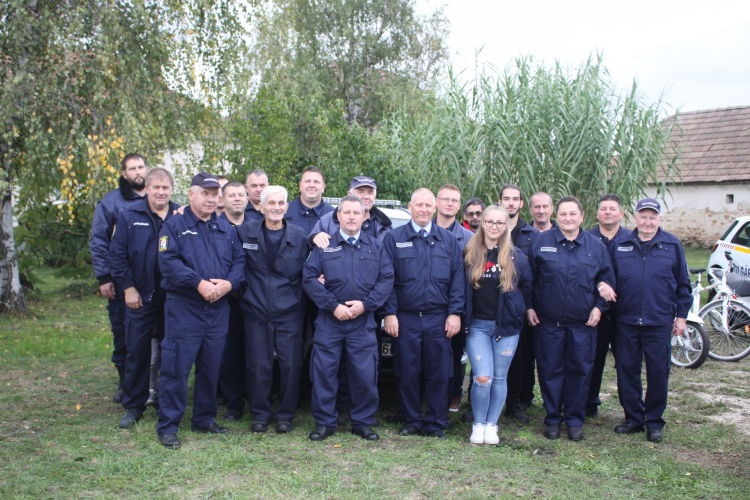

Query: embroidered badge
left=159, top=235, right=168, bottom=252
left=133, top=222, right=150, bottom=226
left=617, top=246, right=633, bottom=252
left=323, top=246, right=342, bottom=253
left=243, top=243, right=258, bottom=250
left=541, top=247, right=557, bottom=252
left=396, top=242, right=413, bottom=248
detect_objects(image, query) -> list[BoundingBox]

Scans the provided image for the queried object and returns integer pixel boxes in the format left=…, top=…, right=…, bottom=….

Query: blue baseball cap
left=350, top=175, right=377, bottom=190
left=191, top=172, right=221, bottom=188
left=635, top=197, right=661, bottom=214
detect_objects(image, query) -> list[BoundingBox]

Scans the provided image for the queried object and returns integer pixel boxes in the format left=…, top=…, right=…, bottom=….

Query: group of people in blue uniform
left=90, top=153, right=691, bottom=449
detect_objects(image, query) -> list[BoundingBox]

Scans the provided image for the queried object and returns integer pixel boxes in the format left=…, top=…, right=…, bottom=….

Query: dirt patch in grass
left=694, top=392, right=750, bottom=436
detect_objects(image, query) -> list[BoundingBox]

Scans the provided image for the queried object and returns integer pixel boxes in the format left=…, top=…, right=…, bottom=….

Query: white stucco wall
left=644, top=182, right=750, bottom=213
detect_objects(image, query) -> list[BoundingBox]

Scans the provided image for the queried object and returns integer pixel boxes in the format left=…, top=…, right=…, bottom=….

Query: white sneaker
left=470, top=423, right=485, bottom=444
left=484, top=423, right=499, bottom=445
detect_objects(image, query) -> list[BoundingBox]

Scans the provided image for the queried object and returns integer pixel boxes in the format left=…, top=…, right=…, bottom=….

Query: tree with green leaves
left=0, top=0, right=250, bottom=313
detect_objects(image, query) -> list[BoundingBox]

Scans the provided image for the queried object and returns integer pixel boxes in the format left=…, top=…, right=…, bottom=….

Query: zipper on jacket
left=202, top=221, right=220, bottom=284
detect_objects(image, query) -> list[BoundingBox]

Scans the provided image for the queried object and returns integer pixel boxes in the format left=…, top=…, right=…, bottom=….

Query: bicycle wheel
left=700, top=299, right=750, bottom=361
left=671, top=321, right=709, bottom=369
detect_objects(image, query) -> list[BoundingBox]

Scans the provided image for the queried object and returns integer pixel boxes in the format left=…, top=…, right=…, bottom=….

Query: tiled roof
left=661, top=106, right=750, bottom=183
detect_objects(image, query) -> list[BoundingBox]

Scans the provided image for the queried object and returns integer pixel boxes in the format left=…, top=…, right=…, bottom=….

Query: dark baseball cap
left=635, top=197, right=661, bottom=214
left=191, top=172, right=221, bottom=188
left=350, top=176, right=377, bottom=190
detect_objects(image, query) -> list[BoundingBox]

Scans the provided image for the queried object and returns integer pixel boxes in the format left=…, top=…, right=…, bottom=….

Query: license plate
left=381, top=342, right=393, bottom=357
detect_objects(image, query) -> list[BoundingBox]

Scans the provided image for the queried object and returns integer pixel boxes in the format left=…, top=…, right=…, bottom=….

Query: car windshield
left=721, top=220, right=739, bottom=241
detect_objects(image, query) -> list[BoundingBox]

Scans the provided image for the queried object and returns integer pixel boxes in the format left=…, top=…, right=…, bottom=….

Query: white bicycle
left=671, top=269, right=711, bottom=369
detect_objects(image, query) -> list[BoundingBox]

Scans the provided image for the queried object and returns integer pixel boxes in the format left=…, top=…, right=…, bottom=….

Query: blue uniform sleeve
left=594, top=243, right=616, bottom=313
left=302, top=248, right=341, bottom=312
left=447, top=237, right=466, bottom=316
left=158, top=221, right=202, bottom=290
left=515, top=250, right=534, bottom=309
left=90, top=201, right=114, bottom=283
left=228, top=226, right=245, bottom=291
left=674, top=242, right=693, bottom=319
left=381, top=232, right=399, bottom=316
left=108, top=212, right=134, bottom=290
left=362, top=247, right=395, bottom=312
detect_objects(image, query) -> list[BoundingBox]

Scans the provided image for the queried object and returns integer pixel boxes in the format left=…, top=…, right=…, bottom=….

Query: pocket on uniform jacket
left=577, top=258, right=599, bottom=288
left=160, top=341, right=178, bottom=378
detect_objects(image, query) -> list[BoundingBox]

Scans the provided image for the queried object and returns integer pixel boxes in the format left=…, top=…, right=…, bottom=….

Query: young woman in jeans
left=463, top=205, right=533, bottom=444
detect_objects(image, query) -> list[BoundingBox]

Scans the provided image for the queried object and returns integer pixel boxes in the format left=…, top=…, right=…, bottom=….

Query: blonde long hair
left=464, top=205, right=517, bottom=291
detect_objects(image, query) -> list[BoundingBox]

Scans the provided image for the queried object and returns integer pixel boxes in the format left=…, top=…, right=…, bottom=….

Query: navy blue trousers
left=107, top=300, right=127, bottom=367
left=218, top=299, right=247, bottom=411
left=156, top=297, right=229, bottom=435
left=393, top=312, right=451, bottom=433
left=122, top=291, right=165, bottom=411
left=505, top=323, right=536, bottom=410
left=586, top=312, right=619, bottom=411
left=615, top=323, right=672, bottom=429
left=534, top=322, right=596, bottom=427
left=245, top=315, right=304, bottom=422
left=311, top=314, right=379, bottom=431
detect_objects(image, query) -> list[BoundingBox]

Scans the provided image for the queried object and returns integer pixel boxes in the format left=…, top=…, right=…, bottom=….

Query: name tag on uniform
left=243, top=243, right=258, bottom=250
left=181, top=230, right=198, bottom=236
left=324, top=246, right=342, bottom=253
left=133, top=222, right=150, bottom=226
left=396, top=242, right=413, bottom=248
left=541, top=247, right=557, bottom=252
left=617, top=246, right=633, bottom=252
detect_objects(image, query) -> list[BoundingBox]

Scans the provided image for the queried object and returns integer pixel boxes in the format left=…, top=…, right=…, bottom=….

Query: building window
left=727, top=194, right=735, bottom=204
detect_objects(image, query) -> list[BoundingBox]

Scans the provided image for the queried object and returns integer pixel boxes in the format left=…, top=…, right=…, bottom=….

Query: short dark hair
left=556, top=195, right=583, bottom=213
left=222, top=180, right=245, bottom=192
left=338, top=195, right=364, bottom=212
left=217, top=175, right=229, bottom=182
left=121, top=153, right=146, bottom=171
left=246, top=169, right=268, bottom=182
left=500, top=184, right=523, bottom=201
left=302, top=166, right=326, bottom=184
left=598, top=193, right=622, bottom=210
left=145, top=168, right=173, bottom=187
left=463, top=197, right=485, bottom=213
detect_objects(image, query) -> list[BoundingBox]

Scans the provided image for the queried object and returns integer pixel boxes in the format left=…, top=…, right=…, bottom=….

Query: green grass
left=2, top=253, right=750, bottom=499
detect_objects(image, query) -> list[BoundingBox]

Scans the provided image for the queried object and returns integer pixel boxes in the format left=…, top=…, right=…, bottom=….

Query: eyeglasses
left=484, top=220, right=506, bottom=228
left=466, top=211, right=482, bottom=218
left=437, top=197, right=460, bottom=204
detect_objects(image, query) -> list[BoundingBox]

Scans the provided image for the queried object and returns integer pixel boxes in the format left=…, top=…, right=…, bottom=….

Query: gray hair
left=260, top=185, right=288, bottom=205
left=337, top=195, right=364, bottom=212
left=246, top=169, right=268, bottom=183
left=145, top=168, right=174, bottom=187
left=410, top=188, right=436, bottom=204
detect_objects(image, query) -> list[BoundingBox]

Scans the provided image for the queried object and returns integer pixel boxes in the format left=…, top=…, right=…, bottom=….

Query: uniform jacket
left=158, top=205, right=244, bottom=306
left=311, top=206, right=392, bottom=243
left=109, top=198, right=178, bottom=303
left=510, top=218, right=539, bottom=257
left=437, top=219, right=475, bottom=250
left=244, top=204, right=264, bottom=222
left=89, top=176, right=145, bottom=285
left=610, top=228, right=692, bottom=326
left=587, top=225, right=630, bottom=252
left=236, top=219, right=309, bottom=321
left=303, top=232, right=395, bottom=328
left=529, top=227, right=615, bottom=325
left=284, top=197, right=335, bottom=235
left=382, top=223, right=466, bottom=317
left=464, top=246, right=534, bottom=337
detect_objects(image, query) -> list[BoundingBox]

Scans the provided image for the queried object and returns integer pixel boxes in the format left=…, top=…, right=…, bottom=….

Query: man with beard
left=462, top=198, right=485, bottom=233
left=109, top=168, right=178, bottom=428
left=529, top=192, right=556, bottom=233
left=284, top=167, right=334, bottom=234
left=498, top=184, right=539, bottom=424
left=90, top=153, right=147, bottom=403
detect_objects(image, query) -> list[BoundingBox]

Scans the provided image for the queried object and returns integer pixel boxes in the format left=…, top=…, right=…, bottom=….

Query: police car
left=708, top=216, right=750, bottom=279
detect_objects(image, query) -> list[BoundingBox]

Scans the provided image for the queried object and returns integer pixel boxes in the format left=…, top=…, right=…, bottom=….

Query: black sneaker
left=118, top=408, right=143, bottom=429
left=191, top=422, right=229, bottom=434
left=112, top=384, right=124, bottom=404
left=506, top=406, right=530, bottom=424
left=424, top=429, right=448, bottom=440
left=614, top=422, right=645, bottom=434
left=544, top=424, right=561, bottom=439
left=276, top=420, right=293, bottom=433
left=158, top=433, right=181, bottom=449
left=567, top=426, right=584, bottom=441
left=352, top=426, right=379, bottom=441
left=250, top=420, right=269, bottom=433
left=647, top=428, right=663, bottom=442
left=309, top=425, right=335, bottom=441
left=398, top=424, right=420, bottom=436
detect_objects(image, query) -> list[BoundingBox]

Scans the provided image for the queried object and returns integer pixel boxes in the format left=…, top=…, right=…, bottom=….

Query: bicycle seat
left=713, top=269, right=750, bottom=297
left=689, top=268, right=706, bottom=274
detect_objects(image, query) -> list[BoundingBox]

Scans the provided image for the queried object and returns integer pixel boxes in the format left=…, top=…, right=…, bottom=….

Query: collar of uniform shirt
left=338, top=229, right=360, bottom=245
left=297, top=197, right=328, bottom=215
left=184, top=205, right=217, bottom=227
left=554, top=225, right=583, bottom=244
left=410, top=220, right=432, bottom=236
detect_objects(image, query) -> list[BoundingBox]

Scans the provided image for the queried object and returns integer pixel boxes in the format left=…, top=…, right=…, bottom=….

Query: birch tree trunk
left=0, top=151, right=26, bottom=313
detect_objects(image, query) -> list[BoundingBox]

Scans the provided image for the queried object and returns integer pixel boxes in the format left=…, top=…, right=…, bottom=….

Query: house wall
left=644, top=182, right=750, bottom=247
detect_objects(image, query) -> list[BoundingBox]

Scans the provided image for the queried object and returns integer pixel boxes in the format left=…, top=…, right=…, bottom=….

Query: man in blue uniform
left=216, top=181, right=250, bottom=422
left=499, top=184, right=540, bottom=424
left=304, top=195, right=395, bottom=441
left=527, top=196, right=615, bottom=441
left=383, top=188, right=465, bottom=439
left=610, top=198, right=691, bottom=443
left=237, top=186, right=309, bottom=433
left=244, top=170, right=268, bottom=222
left=156, top=172, right=244, bottom=449
left=284, top=167, right=334, bottom=233
left=109, top=168, right=178, bottom=428
left=90, top=153, right=147, bottom=403
left=529, top=192, right=556, bottom=233
left=585, top=194, right=630, bottom=417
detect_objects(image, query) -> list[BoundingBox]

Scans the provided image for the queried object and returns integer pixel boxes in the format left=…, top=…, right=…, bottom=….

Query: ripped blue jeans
left=466, top=319, right=519, bottom=425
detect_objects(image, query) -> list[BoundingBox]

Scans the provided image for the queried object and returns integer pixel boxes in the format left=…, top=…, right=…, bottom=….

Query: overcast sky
left=431, top=0, right=750, bottom=114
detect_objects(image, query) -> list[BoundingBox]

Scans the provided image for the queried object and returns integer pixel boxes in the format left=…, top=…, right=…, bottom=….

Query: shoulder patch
left=617, top=246, right=633, bottom=252
left=323, top=246, right=342, bottom=253
left=396, top=242, right=413, bottom=248
left=243, top=243, right=258, bottom=250
left=540, top=247, right=557, bottom=252
left=159, top=235, right=168, bottom=252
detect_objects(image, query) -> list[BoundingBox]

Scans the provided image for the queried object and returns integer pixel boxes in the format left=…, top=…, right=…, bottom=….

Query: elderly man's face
left=338, top=200, right=365, bottom=236
left=634, top=209, right=661, bottom=241
left=350, top=186, right=375, bottom=212
left=262, top=191, right=288, bottom=223
left=409, top=191, right=436, bottom=227
left=189, top=187, right=220, bottom=219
